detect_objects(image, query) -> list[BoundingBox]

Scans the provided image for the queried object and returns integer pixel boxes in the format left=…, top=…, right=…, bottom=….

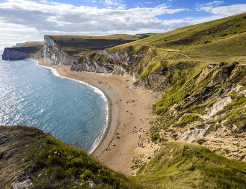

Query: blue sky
left=0, top=0, right=246, bottom=50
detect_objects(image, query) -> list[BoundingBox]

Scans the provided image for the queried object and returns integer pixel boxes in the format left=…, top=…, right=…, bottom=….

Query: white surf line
left=34, top=61, right=108, bottom=154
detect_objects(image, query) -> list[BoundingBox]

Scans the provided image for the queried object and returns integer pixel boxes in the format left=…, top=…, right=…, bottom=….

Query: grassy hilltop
left=2, top=12, right=246, bottom=188
left=47, top=34, right=154, bottom=57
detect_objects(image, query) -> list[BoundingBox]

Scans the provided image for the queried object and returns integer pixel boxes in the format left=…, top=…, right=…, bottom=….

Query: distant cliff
left=2, top=48, right=30, bottom=60
left=43, top=34, right=152, bottom=65
left=2, top=42, right=44, bottom=60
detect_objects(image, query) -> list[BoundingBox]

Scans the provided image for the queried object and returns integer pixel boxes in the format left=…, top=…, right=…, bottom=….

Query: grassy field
left=123, top=12, right=246, bottom=50
left=20, top=42, right=44, bottom=48
left=47, top=34, right=155, bottom=57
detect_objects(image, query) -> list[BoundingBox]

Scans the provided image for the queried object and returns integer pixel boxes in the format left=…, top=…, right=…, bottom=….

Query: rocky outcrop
left=11, top=172, right=32, bottom=189
left=44, top=36, right=76, bottom=65
left=31, top=47, right=44, bottom=59
left=71, top=50, right=144, bottom=76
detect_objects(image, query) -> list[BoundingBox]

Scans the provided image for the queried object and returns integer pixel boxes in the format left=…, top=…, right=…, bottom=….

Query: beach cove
left=35, top=58, right=161, bottom=175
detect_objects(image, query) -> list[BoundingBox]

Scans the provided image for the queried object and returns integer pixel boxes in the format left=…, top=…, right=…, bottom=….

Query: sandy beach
left=35, top=59, right=160, bottom=175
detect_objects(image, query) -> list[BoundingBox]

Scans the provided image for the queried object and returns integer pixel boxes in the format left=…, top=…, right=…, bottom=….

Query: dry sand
left=35, top=59, right=160, bottom=175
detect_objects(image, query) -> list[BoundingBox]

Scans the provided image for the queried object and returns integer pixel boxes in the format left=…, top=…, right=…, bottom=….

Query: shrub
left=150, top=132, right=160, bottom=142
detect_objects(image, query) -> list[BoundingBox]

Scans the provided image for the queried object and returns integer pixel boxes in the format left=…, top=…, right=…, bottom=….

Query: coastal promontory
left=2, top=42, right=44, bottom=60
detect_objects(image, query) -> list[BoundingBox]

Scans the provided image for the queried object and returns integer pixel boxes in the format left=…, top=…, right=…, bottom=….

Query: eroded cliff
left=44, top=36, right=77, bottom=65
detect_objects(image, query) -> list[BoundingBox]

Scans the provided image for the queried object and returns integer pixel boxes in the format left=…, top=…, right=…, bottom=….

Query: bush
left=173, top=114, right=203, bottom=127
left=151, top=132, right=160, bottom=142
left=196, top=138, right=206, bottom=145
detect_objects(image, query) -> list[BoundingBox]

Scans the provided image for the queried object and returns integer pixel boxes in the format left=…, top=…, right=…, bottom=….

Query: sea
left=0, top=50, right=107, bottom=153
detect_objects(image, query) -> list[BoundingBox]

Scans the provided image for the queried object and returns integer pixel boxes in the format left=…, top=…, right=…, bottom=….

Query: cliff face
left=71, top=50, right=144, bottom=76
left=70, top=47, right=175, bottom=91
left=31, top=48, right=44, bottom=59
left=2, top=43, right=44, bottom=61
left=44, top=36, right=76, bottom=65
left=2, top=48, right=30, bottom=60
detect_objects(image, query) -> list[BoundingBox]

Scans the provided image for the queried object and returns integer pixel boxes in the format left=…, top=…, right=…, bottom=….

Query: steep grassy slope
left=0, top=126, right=140, bottom=189
left=148, top=62, right=246, bottom=159
left=124, top=12, right=246, bottom=50
left=135, top=142, right=246, bottom=189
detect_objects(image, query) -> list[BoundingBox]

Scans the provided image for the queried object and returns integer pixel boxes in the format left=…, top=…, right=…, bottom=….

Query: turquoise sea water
left=0, top=50, right=107, bottom=153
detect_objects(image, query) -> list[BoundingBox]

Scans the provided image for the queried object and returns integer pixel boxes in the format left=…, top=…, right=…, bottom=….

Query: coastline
left=36, top=61, right=108, bottom=154
left=32, top=58, right=161, bottom=175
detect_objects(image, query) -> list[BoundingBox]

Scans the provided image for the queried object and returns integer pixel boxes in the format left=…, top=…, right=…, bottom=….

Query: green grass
left=2, top=126, right=246, bottom=188
left=47, top=34, right=155, bottom=57
left=0, top=126, right=140, bottom=189
left=26, top=133, right=140, bottom=188
left=135, top=142, right=246, bottom=189
left=184, top=32, right=246, bottom=63
left=124, top=12, right=246, bottom=50
left=173, top=114, right=203, bottom=127
left=222, top=107, right=246, bottom=130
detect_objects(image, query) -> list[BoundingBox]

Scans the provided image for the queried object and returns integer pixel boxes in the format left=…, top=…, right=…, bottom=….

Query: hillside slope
left=1, top=126, right=246, bottom=189
left=0, top=126, right=140, bottom=189
left=135, top=142, right=246, bottom=189
left=126, top=11, right=246, bottom=50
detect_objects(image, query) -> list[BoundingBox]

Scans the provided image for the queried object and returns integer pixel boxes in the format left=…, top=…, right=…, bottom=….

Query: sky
left=1, top=0, right=246, bottom=50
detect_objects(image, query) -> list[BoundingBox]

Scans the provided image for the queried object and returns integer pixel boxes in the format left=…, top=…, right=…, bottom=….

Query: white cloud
left=196, top=1, right=246, bottom=17
left=207, top=4, right=246, bottom=16
left=0, top=0, right=245, bottom=50
left=0, top=0, right=187, bottom=50
left=100, top=0, right=125, bottom=9
left=0, top=19, right=43, bottom=49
